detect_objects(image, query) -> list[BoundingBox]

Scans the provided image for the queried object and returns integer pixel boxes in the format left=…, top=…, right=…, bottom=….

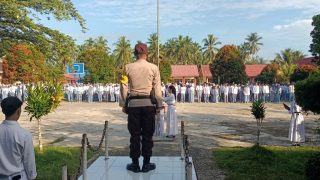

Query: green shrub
left=305, top=152, right=320, bottom=180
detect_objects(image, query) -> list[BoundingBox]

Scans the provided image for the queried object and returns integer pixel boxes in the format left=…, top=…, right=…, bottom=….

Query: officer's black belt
left=129, top=95, right=151, bottom=100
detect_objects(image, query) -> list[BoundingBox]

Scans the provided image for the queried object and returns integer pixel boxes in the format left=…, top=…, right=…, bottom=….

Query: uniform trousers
left=127, top=106, right=156, bottom=160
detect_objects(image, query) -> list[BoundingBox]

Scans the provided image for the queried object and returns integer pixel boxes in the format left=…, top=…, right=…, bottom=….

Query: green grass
left=35, top=146, right=94, bottom=180
left=213, top=145, right=320, bottom=180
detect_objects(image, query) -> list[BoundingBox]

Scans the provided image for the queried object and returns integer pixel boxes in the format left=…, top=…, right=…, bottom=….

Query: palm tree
left=278, top=63, right=297, bottom=83
left=113, top=36, right=132, bottom=68
left=274, top=48, right=305, bottom=65
left=245, top=32, right=263, bottom=60
left=147, top=33, right=164, bottom=65
left=202, top=34, right=221, bottom=63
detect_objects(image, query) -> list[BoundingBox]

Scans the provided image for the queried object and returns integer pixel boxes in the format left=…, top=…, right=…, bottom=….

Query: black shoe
left=141, top=163, right=156, bottom=173
left=126, top=163, right=140, bottom=173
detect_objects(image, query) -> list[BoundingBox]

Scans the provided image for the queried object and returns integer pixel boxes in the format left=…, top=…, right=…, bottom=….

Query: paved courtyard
left=5, top=102, right=319, bottom=148
left=2, top=102, right=319, bottom=179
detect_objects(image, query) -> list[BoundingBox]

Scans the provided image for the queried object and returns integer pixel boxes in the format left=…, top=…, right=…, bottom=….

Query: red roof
left=64, top=73, right=78, bottom=80
left=171, top=65, right=199, bottom=77
left=245, top=64, right=267, bottom=77
left=201, top=65, right=212, bottom=78
left=296, top=57, right=317, bottom=67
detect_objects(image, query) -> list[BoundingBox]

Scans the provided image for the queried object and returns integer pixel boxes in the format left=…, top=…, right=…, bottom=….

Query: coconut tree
left=202, top=34, right=221, bottom=63
left=113, top=36, right=132, bottom=68
left=25, top=82, right=64, bottom=151
left=245, top=32, right=263, bottom=60
left=274, top=48, right=305, bottom=65
left=251, top=100, right=266, bottom=145
left=278, top=63, right=297, bottom=83
left=147, top=33, right=164, bottom=65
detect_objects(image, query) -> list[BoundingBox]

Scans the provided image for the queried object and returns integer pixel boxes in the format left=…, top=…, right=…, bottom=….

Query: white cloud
left=273, top=19, right=312, bottom=30
left=79, top=0, right=320, bottom=27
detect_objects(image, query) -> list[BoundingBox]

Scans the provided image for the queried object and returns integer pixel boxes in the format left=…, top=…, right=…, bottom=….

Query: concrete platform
left=78, top=156, right=197, bottom=180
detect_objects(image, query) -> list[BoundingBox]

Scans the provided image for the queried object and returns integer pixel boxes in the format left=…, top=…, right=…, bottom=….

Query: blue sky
left=41, top=0, right=320, bottom=60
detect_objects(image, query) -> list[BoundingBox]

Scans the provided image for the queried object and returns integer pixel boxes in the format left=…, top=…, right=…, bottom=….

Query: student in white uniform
left=115, top=84, right=120, bottom=103
left=284, top=100, right=305, bottom=146
left=0, top=97, right=37, bottom=180
left=196, top=84, right=203, bottom=103
left=180, top=84, right=186, bottom=103
left=163, top=85, right=177, bottom=138
left=243, top=85, right=250, bottom=103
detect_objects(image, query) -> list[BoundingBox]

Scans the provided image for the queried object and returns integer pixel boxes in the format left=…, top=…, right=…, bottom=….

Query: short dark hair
left=1, top=97, right=23, bottom=117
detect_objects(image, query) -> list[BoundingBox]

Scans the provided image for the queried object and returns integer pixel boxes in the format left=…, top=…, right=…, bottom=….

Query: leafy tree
left=238, top=43, right=251, bottom=63
left=0, top=0, right=86, bottom=65
left=210, top=44, right=247, bottom=84
left=159, top=60, right=172, bottom=83
left=256, top=63, right=280, bottom=84
left=2, top=44, right=48, bottom=84
left=290, top=65, right=317, bottom=82
left=25, top=82, right=64, bottom=151
left=147, top=33, right=164, bottom=65
left=310, top=14, right=320, bottom=65
left=113, top=36, right=133, bottom=68
left=202, top=34, right=221, bottom=63
left=295, top=71, right=320, bottom=114
left=215, top=45, right=241, bottom=62
left=78, top=37, right=113, bottom=83
left=245, top=32, right=263, bottom=60
left=210, top=59, right=248, bottom=84
left=274, top=48, right=305, bottom=65
left=251, top=100, right=266, bottom=145
left=278, top=63, right=297, bottom=83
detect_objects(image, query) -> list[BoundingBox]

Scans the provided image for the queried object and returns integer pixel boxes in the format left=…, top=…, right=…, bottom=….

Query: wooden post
left=82, top=134, right=87, bottom=180
left=180, top=121, right=185, bottom=160
left=105, top=121, right=109, bottom=159
left=62, top=165, right=67, bottom=180
left=186, top=162, right=193, bottom=180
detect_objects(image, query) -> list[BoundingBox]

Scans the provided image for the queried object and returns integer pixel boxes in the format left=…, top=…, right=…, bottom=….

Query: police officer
left=120, top=43, right=162, bottom=173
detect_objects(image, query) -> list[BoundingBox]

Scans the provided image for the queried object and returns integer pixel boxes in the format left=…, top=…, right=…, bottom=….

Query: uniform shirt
left=289, top=85, right=295, bottom=93
left=0, top=120, right=37, bottom=179
left=180, top=87, right=186, bottom=94
left=120, top=59, right=162, bottom=108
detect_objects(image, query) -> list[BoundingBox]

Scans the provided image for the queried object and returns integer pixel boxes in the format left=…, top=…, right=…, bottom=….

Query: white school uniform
left=163, top=93, right=177, bottom=136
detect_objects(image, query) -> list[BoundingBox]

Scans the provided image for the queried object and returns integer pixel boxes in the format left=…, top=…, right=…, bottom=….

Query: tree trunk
left=38, top=119, right=43, bottom=151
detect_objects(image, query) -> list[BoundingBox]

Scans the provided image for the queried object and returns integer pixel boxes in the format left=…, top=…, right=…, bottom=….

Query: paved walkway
left=77, top=156, right=197, bottom=180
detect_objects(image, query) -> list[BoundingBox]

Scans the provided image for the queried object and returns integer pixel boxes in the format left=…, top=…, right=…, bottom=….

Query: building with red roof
left=296, top=57, right=317, bottom=67
left=245, top=64, right=267, bottom=82
left=64, top=73, right=79, bottom=84
left=200, top=64, right=267, bottom=83
left=200, top=65, right=212, bottom=83
left=171, top=65, right=199, bottom=84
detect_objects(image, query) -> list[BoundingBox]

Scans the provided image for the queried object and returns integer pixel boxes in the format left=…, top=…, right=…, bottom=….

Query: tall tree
left=245, top=32, right=263, bottom=60
left=310, top=14, right=320, bottom=65
left=215, top=45, right=241, bottom=62
left=274, top=48, right=305, bottom=65
left=0, top=0, right=86, bottom=64
left=210, top=44, right=247, bottom=84
left=2, top=44, right=48, bottom=84
left=113, top=36, right=132, bottom=68
left=78, top=37, right=113, bottom=83
left=147, top=33, right=163, bottom=65
left=202, top=34, right=221, bottom=63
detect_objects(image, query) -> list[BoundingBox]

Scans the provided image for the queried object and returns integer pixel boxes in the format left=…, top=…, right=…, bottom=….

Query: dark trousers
left=128, top=106, right=156, bottom=160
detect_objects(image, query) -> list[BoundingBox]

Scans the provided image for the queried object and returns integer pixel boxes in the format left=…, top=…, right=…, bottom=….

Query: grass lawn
left=214, top=145, right=320, bottom=180
left=35, top=146, right=94, bottom=180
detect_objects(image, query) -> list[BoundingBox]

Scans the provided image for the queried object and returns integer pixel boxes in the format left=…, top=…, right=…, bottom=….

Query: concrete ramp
left=78, top=156, right=197, bottom=180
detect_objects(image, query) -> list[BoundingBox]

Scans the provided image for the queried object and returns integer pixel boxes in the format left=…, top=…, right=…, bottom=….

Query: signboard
left=66, top=63, right=85, bottom=74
